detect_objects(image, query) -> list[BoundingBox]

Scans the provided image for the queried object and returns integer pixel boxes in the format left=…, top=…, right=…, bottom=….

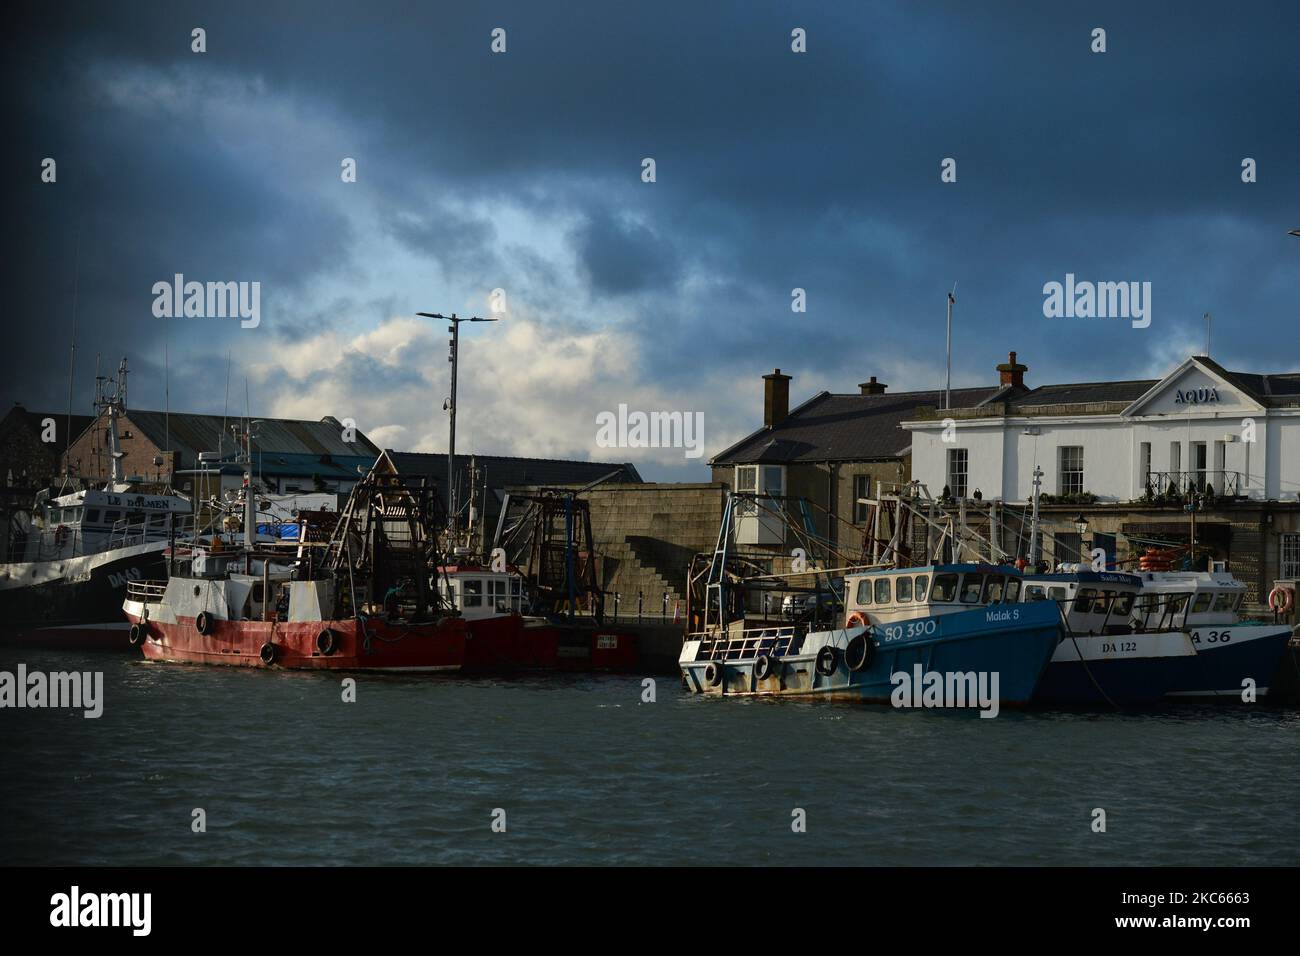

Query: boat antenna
left=220, top=350, right=231, bottom=457
left=944, top=283, right=956, bottom=411
left=63, top=231, right=81, bottom=484
left=164, top=330, right=170, bottom=467
left=1203, top=311, right=1211, bottom=357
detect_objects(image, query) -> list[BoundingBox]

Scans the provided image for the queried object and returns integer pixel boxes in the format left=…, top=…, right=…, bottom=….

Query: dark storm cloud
left=569, top=207, right=682, bottom=296
left=3, top=0, right=1298, bottom=446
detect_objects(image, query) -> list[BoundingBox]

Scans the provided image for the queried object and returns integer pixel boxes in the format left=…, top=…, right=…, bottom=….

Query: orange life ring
left=1267, top=586, right=1294, bottom=614
left=846, top=611, right=869, bottom=629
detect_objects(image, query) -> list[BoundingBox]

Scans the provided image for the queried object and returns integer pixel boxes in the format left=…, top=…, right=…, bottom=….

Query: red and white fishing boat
left=124, top=451, right=466, bottom=671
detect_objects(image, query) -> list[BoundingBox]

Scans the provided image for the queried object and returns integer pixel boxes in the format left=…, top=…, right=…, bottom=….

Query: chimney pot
left=762, top=368, right=792, bottom=428
left=996, top=350, right=1028, bottom=389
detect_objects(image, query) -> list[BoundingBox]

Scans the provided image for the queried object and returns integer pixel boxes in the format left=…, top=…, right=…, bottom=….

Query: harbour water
left=2, top=646, right=1297, bottom=866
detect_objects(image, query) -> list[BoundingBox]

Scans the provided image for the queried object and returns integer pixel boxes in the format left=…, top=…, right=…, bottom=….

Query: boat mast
left=63, top=232, right=81, bottom=485
left=98, top=358, right=129, bottom=485
left=944, top=284, right=955, bottom=411
left=1028, top=464, right=1043, bottom=567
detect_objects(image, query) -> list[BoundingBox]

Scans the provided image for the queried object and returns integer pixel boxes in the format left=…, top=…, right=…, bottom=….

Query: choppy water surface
left=2, top=647, right=1297, bottom=865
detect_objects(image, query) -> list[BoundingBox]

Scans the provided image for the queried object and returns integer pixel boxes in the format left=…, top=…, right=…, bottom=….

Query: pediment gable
left=1122, top=357, right=1264, bottom=417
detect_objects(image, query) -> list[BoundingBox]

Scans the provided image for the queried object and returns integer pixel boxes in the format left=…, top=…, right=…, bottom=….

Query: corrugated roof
left=712, top=387, right=999, bottom=465
left=123, top=409, right=380, bottom=468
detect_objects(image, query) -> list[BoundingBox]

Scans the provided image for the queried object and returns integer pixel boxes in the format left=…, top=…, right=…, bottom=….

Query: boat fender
left=316, top=628, right=337, bottom=656
left=845, top=633, right=875, bottom=672
left=846, top=611, right=868, bottom=629
left=754, top=654, right=775, bottom=680
left=128, top=623, right=145, bottom=646
left=815, top=644, right=839, bottom=677
left=1268, top=586, right=1294, bottom=614
left=704, top=660, right=725, bottom=687
left=260, top=642, right=278, bottom=665
left=195, top=611, right=214, bottom=636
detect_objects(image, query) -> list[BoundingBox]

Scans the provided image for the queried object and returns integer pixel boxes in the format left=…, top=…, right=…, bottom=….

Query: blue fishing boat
left=1019, top=571, right=1197, bottom=705
left=1131, top=570, right=1293, bottom=699
left=680, top=562, right=1062, bottom=710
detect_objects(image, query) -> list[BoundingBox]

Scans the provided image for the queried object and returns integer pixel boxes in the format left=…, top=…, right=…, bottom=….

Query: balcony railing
left=1144, top=470, right=1242, bottom=498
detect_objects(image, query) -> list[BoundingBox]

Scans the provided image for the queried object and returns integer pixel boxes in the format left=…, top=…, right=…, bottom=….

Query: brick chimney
left=858, top=376, right=887, bottom=395
left=762, top=368, right=792, bottom=428
left=996, top=350, right=1027, bottom=388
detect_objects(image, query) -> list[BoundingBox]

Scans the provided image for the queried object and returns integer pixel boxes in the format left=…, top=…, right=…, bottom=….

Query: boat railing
left=108, top=513, right=195, bottom=550
left=1129, top=590, right=1195, bottom=632
left=20, top=525, right=90, bottom=562
left=690, top=621, right=821, bottom=661
left=126, top=579, right=168, bottom=602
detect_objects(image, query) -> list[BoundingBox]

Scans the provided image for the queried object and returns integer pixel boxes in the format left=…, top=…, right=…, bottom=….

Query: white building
left=905, top=355, right=1300, bottom=505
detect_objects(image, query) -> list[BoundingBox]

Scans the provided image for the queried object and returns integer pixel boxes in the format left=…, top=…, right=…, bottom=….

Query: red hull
left=462, top=613, right=637, bottom=671
left=129, top=613, right=467, bottom=671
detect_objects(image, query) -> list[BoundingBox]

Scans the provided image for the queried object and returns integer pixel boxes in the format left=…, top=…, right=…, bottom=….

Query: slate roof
left=1194, top=357, right=1300, bottom=406
left=1007, top=379, right=1156, bottom=408
left=711, top=387, right=999, bottom=465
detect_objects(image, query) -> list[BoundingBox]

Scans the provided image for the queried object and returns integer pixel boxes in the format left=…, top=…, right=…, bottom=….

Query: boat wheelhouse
left=435, top=565, right=528, bottom=619
left=1129, top=569, right=1247, bottom=631
left=844, top=562, right=1025, bottom=627
left=11, top=485, right=192, bottom=564
left=1018, top=570, right=1142, bottom=636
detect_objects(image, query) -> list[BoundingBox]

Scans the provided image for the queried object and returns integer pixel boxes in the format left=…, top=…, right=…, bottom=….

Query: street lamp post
left=417, top=311, right=498, bottom=544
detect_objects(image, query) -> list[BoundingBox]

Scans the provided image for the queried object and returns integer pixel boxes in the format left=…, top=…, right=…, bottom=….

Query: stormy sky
left=4, top=1, right=1297, bottom=479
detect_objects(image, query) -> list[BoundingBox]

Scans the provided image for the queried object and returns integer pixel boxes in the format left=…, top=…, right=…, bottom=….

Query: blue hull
left=682, top=600, right=1062, bottom=706
left=1164, top=627, right=1293, bottom=698
left=1035, top=656, right=1183, bottom=706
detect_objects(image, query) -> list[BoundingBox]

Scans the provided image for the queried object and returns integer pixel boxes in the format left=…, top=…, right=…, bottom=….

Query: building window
left=1282, top=534, right=1300, bottom=580
left=1191, top=441, right=1207, bottom=491
left=735, top=465, right=757, bottom=514
left=762, top=465, right=784, bottom=500
left=853, top=475, right=871, bottom=523
left=1169, top=441, right=1181, bottom=475
left=1139, top=442, right=1151, bottom=489
left=1058, top=446, right=1084, bottom=496
left=947, top=448, right=968, bottom=499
